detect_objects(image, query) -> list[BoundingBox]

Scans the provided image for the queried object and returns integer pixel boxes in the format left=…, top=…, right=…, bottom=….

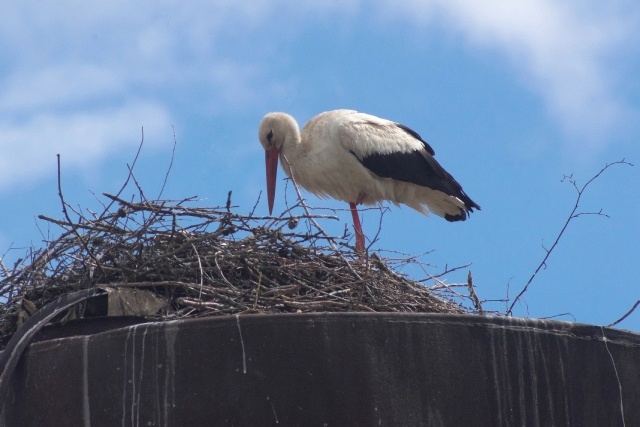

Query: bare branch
left=540, top=312, right=576, bottom=322
left=280, top=153, right=364, bottom=280
left=158, top=125, right=177, bottom=200
left=367, top=205, right=390, bottom=251
left=608, top=300, right=640, bottom=327
left=507, top=159, right=633, bottom=315
left=467, top=271, right=483, bottom=314
left=98, top=127, right=145, bottom=221
left=0, top=258, right=8, bottom=278
left=56, top=154, right=103, bottom=278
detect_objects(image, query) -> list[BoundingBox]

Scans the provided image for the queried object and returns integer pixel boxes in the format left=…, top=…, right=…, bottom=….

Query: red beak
left=265, top=147, right=279, bottom=215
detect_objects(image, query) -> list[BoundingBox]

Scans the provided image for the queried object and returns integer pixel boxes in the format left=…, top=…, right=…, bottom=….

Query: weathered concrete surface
left=3, top=313, right=639, bottom=426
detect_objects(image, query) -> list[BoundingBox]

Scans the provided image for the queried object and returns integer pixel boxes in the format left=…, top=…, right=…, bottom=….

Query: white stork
left=258, top=109, right=480, bottom=253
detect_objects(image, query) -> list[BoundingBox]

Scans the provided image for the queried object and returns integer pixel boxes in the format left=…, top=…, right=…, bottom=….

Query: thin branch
left=158, top=125, right=177, bottom=199
left=539, top=312, right=576, bottom=321
left=190, top=242, right=205, bottom=301
left=0, top=258, right=8, bottom=277
left=507, top=159, right=633, bottom=315
left=281, top=153, right=364, bottom=281
left=127, top=164, right=147, bottom=202
left=467, top=271, right=483, bottom=314
left=98, top=127, right=145, bottom=221
left=56, top=154, right=103, bottom=277
left=608, top=300, right=640, bottom=327
left=367, top=205, right=390, bottom=251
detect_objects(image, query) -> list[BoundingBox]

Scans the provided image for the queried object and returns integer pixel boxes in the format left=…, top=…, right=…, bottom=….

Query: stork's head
left=258, top=112, right=300, bottom=215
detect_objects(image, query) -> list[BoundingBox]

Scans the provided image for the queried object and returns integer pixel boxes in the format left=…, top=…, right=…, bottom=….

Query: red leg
left=349, top=202, right=365, bottom=254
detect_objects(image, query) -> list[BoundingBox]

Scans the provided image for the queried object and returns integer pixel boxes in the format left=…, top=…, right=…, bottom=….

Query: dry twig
left=609, top=300, right=640, bottom=328
left=507, top=159, right=633, bottom=316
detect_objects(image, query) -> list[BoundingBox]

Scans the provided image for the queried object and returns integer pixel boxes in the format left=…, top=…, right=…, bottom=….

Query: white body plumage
left=259, top=109, right=479, bottom=221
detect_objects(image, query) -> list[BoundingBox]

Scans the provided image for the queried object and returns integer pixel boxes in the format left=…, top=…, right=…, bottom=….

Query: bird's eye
left=266, top=129, right=273, bottom=144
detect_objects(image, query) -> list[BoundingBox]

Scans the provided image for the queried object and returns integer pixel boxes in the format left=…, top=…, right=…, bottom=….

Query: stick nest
left=0, top=192, right=467, bottom=349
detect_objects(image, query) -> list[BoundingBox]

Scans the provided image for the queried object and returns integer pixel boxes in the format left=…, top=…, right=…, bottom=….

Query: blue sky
left=1, top=1, right=639, bottom=331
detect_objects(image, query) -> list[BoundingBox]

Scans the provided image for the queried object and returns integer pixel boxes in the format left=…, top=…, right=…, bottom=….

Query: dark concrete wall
left=3, top=313, right=639, bottom=426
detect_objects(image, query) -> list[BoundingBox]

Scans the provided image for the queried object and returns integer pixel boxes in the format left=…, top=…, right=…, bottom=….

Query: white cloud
left=0, top=64, right=125, bottom=113
left=0, top=102, right=172, bottom=191
left=0, top=2, right=274, bottom=193
left=380, top=0, right=638, bottom=150
left=0, top=0, right=635, bottom=194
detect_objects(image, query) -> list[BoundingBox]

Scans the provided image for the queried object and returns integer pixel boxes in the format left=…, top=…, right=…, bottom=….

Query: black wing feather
left=395, top=123, right=435, bottom=155
left=353, top=122, right=481, bottom=214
